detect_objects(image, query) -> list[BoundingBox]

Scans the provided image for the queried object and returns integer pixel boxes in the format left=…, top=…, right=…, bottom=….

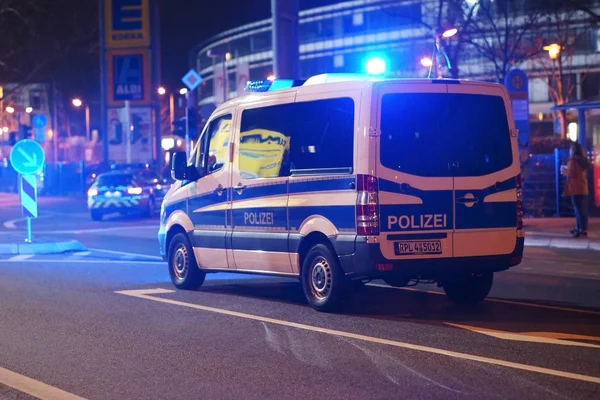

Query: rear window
left=97, top=174, right=133, bottom=187
left=380, top=93, right=513, bottom=177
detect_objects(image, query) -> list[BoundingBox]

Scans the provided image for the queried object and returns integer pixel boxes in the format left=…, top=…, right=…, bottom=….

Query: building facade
left=191, top=0, right=600, bottom=146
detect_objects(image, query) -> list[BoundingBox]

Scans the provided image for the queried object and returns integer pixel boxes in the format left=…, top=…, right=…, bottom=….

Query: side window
left=194, top=114, right=232, bottom=175
left=237, top=97, right=354, bottom=179
left=239, top=103, right=295, bottom=179
left=290, top=97, right=354, bottom=173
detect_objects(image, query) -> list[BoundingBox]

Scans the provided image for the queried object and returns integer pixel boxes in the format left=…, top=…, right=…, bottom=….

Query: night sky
left=158, top=0, right=334, bottom=90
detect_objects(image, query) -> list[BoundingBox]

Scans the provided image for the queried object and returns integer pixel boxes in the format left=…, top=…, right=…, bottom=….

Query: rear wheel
left=91, top=210, right=103, bottom=221
left=443, top=272, right=493, bottom=305
left=301, top=243, right=350, bottom=312
left=168, top=232, right=205, bottom=290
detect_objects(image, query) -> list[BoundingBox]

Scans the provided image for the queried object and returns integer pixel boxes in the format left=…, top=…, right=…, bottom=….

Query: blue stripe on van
left=232, top=182, right=288, bottom=201
left=289, top=205, right=356, bottom=231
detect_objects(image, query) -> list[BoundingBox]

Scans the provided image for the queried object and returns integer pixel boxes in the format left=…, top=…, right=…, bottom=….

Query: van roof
left=215, top=74, right=505, bottom=110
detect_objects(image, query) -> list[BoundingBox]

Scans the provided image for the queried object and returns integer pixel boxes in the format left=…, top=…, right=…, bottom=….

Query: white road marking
left=71, top=251, right=92, bottom=257
left=117, top=288, right=600, bottom=385
left=2, top=213, right=57, bottom=229
left=2, top=259, right=165, bottom=265
left=0, top=366, right=86, bottom=400
left=87, top=248, right=162, bottom=260
left=3, top=218, right=19, bottom=229
left=36, top=225, right=156, bottom=234
left=366, top=283, right=600, bottom=316
left=445, top=323, right=600, bottom=349
left=8, top=254, right=34, bottom=261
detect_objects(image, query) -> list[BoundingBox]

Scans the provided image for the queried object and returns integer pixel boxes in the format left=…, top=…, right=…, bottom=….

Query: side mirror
left=171, top=151, right=188, bottom=181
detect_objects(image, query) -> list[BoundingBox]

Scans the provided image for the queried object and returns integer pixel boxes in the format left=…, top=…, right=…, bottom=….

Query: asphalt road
left=0, top=195, right=599, bottom=399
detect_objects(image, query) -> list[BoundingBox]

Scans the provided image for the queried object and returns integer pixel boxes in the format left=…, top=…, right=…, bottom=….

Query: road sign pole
left=125, top=101, right=132, bottom=164
left=184, top=94, right=190, bottom=155
left=27, top=216, right=32, bottom=243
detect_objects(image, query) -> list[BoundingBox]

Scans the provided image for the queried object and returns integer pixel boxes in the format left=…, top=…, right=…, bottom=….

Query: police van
left=159, top=74, right=524, bottom=312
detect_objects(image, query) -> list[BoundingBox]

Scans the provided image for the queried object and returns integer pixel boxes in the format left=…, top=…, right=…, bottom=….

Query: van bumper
left=336, top=236, right=525, bottom=281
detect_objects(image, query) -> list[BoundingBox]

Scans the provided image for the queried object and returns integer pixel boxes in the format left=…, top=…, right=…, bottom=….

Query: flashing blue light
left=365, top=57, right=387, bottom=75
left=268, top=79, right=294, bottom=91
left=245, top=80, right=272, bottom=92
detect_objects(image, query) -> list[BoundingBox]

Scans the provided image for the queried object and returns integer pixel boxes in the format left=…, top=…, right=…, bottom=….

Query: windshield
left=97, top=174, right=133, bottom=187
left=380, top=92, right=512, bottom=177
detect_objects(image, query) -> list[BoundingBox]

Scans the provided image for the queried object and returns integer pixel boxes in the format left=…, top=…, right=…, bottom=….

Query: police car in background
left=159, top=74, right=524, bottom=312
left=87, top=168, right=171, bottom=221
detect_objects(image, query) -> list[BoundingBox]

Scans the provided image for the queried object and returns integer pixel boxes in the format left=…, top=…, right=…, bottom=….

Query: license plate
left=105, top=191, right=121, bottom=197
left=394, top=241, right=442, bottom=256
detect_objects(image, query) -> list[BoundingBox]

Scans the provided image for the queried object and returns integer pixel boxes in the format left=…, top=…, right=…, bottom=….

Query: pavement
left=0, top=193, right=599, bottom=399
left=524, top=218, right=600, bottom=251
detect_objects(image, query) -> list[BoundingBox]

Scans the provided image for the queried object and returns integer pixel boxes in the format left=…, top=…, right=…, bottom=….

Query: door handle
left=215, top=184, right=224, bottom=195
left=233, top=183, right=246, bottom=192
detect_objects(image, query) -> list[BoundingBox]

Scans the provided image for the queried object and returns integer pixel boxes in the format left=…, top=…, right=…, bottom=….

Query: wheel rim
left=172, top=244, right=189, bottom=281
left=310, top=257, right=332, bottom=300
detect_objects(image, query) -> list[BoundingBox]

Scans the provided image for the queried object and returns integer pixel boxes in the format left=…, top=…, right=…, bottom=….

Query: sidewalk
left=0, top=233, right=86, bottom=255
left=524, top=217, right=600, bottom=251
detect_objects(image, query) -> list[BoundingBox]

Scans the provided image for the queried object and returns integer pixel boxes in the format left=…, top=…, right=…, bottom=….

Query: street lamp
left=158, top=86, right=166, bottom=95
left=25, top=107, right=33, bottom=114
left=71, top=98, right=90, bottom=139
left=179, top=88, right=188, bottom=95
left=5, top=106, right=14, bottom=114
left=207, top=49, right=231, bottom=104
left=428, top=26, right=458, bottom=79
left=544, top=43, right=561, bottom=60
left=420, top=57, right=433, bottom=68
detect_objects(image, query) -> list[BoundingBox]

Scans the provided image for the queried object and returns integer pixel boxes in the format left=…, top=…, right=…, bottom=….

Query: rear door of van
left=447, top=82, right=519, bottom=257
left=376, top=81, right=519, bottom=261
left=376, top=82, right=455, bottom=261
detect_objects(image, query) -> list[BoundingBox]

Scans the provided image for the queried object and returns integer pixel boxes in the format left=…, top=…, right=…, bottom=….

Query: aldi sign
left=106, top=49, right=152, bottom=106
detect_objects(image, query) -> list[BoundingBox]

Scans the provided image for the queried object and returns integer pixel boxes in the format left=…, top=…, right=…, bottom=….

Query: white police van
left=159, top=74, right=524, bottom=312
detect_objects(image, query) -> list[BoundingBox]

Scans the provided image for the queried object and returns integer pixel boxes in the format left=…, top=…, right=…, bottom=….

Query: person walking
left=561, top=142, right=591, bottom=237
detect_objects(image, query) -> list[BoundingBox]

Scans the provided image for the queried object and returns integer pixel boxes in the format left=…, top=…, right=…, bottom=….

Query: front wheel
left=168, top=233, right=205, bottom=290
left=443, top=272, right=493, bottom=305
left=301, top=243, right=350, bottom=312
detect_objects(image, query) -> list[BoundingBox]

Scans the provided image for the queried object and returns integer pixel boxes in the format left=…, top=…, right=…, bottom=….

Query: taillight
left=87, top=188, right=98, bottom=197
left=516, top=174, right=523, bottom=230
left=356, top=174, right=379, bottom=235
left=127, top=187, right=143, bottom=195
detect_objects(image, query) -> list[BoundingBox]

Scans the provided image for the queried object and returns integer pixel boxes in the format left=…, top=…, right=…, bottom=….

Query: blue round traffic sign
left=32, top=114, right=47, bottom=129
left=9, top=139, right=45, bottom=175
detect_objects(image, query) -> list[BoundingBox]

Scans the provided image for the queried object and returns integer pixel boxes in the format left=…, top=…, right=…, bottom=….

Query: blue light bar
left=245, top=79, right=306, bottom=93
left=245, top=80, right=272, bottom=92
left=268, top=79, right=295, bottom=91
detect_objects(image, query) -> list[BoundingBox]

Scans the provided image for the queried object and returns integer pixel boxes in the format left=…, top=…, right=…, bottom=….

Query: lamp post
left=429, top=27, right=458, bottom=79
left=207, top=49, right=231, bottom=105
left=71, top=98, right=90, bottom=140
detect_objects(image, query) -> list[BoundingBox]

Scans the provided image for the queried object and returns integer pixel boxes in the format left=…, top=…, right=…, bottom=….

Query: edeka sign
left=105, top=0, right=150, bottom=48
left=106, top=49, right=152, bottom=106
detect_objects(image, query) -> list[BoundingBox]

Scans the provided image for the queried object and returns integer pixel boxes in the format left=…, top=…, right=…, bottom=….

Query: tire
left=168, top=232, right=205, bottom=290
left=301, top=243, right=349, bottom=312
left=91, top=210, right=103, bottom=221
left=443, top=272, right=493, bottom=305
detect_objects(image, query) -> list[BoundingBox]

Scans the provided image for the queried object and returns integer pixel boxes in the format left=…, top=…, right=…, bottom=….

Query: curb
left=0, top=240, right=87, bottom=255
left=525, top=237, right=600, bottom=251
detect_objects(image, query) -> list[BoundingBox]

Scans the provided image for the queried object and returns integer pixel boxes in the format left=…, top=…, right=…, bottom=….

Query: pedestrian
left=561, top=142, right=591, bottom=237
